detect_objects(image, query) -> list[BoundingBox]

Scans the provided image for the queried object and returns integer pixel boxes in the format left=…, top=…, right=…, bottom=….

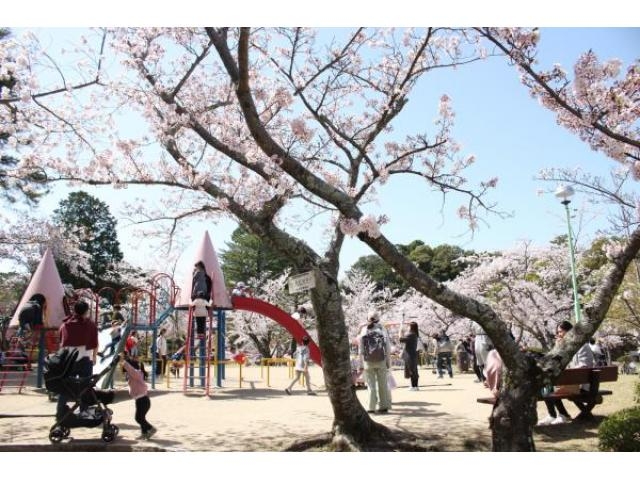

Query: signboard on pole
left=288, top=271, right=316, bottom=294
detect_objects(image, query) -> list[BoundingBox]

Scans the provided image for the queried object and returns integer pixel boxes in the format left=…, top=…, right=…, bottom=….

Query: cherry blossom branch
left=31, top=96, right=98, bottom=155
left=538, top=169, right=637, bottom=210
left=0, top=30, right=106, bottom=106
left=128, top=42, right=276, bottom=184
left=476, top=27, right=640, bottom=160
left=170, top=41, right=213, bottom=101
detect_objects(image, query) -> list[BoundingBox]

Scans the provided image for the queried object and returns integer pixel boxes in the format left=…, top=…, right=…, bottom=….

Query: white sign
left=288, top=271, right=316, bottom=294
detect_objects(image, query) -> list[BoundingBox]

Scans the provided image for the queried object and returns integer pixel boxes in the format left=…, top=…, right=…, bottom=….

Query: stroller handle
left=94, top=355, right=121, bottom=379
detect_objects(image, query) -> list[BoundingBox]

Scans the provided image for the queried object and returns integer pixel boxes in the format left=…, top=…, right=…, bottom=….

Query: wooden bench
left=477, top=365, right=619, bottom=420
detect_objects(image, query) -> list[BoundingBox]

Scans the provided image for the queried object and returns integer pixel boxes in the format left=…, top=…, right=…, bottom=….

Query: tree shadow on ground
left=534, top=416, right=603, bottom=452
left=210, top=388, right=317, bottom=401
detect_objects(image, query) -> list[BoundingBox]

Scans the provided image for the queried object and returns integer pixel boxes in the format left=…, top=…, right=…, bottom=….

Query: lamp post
left=555, top=185, right=581, bottom=323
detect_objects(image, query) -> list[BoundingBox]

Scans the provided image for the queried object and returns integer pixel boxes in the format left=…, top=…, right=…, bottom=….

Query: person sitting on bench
left=537, top=320, right=594, bottom=426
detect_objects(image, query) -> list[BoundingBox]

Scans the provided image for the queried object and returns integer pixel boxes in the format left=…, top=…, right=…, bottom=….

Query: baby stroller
left=44, top=349, right=119, bottom=444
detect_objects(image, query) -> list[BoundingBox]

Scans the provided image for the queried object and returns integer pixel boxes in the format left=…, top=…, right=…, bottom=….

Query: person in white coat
left=284, top=335, right=316, bottom=395
left=155, top=328, right=168, bottom=376
left=473, top=324, right=493, bottom=382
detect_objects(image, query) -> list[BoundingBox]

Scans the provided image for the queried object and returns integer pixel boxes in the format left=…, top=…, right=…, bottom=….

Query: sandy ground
left=0, top=363, right=637, bottom=452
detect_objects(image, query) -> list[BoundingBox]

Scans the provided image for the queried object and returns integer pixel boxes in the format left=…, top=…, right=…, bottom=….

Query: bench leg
left=572, top=400, right=595, bottom=421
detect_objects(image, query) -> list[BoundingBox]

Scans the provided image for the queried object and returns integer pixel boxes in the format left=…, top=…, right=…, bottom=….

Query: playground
left=1, top=363, right=638, bottom=452
left=2, top=231, right=639, bottom=452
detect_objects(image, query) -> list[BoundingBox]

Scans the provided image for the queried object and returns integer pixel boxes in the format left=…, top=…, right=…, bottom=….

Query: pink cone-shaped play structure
left=9, top=247, right=67, bottom=329
left=175, top=231, right=232, bottom=310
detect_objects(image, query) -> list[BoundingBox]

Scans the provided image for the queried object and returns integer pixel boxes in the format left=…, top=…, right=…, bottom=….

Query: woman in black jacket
left=399, top=321, right=421, bottom=391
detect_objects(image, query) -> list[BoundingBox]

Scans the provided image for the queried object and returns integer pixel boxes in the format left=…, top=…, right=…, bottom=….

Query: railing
left=260, top=357, right=294, bottom=387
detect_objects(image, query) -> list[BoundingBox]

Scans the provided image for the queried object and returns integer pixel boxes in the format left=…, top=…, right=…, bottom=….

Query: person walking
left=155, top=328, right=168, bottom=377
left=284, top=335, right=316, bottom=395
left=483, top=347, right=503, bottom=399
left=359, top=311, right=392, bottom=414
left=433, top=331, right=454, bottom=379
left=473, top=325, right=493, bottom=382
left=456, top=338, right=471, bottom=373
left=120, top=353, right=157, bottom=440
left=125, top=330, right=139, bottom=357
left=399, top=321, right=420, bottom=391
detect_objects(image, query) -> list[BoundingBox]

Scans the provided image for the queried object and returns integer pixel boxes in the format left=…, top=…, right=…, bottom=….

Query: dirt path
left=0, top=364, right=636, bottom=451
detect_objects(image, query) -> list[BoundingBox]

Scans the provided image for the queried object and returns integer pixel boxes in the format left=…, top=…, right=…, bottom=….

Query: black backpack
left=191, top=271, right=212, bottom=300
left=362, top=329, right=387, bottom=362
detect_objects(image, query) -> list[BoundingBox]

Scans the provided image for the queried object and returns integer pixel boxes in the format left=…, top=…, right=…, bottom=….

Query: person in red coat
left=56, top=300, right=98, bottom=418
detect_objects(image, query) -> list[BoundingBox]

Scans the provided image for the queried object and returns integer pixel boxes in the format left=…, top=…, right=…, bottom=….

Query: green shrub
left=635, top=381, right=640, bottom=405
left=598, top=406, right=640, bottom=452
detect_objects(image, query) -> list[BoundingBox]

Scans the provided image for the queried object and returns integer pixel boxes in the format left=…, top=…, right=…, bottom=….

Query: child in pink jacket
left=121, top=354, right=156, bottom=440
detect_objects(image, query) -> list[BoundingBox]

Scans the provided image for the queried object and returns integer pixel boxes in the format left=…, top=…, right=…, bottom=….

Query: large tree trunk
left=309, top=268, right=390, bottom=449
left=490, top=362, right=541, bottom=451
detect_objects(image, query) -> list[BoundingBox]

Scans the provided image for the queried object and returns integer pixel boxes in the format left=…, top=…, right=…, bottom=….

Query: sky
left=3, top=4, right=639, bottom=287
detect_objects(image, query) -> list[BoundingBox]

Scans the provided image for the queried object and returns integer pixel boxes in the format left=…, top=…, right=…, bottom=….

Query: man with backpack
left=359, top=311, right=392, bottom=414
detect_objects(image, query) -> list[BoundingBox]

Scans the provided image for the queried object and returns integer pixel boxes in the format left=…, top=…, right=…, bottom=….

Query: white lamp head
left=554, top=185, right=575, bottom=203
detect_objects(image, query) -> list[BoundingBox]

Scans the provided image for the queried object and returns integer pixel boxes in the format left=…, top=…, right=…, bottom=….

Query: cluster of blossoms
left=339, top=214, right=388, bottom=239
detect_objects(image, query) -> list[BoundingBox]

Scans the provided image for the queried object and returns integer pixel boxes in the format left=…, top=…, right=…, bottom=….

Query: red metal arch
left=231, top=296, right=322, bottom=366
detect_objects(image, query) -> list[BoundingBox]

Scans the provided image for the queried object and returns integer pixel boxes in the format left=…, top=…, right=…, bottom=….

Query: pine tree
left=52, top=191, right=123, bottom=290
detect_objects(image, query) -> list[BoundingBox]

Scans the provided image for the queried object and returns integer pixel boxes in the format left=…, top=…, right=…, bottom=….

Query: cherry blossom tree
left=341, top=268, right=396, bottom=340
left=226, top=271, right=301, bottom=358
left=2, top=27, right=639, bottom=451
left=0, top=217, right=92, bottom=280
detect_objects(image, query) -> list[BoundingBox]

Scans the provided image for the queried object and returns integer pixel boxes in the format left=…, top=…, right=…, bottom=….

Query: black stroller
left=44, top=349, right=119, bottom=443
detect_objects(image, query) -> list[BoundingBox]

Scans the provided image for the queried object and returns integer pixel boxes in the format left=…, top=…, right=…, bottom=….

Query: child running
left=119, top=353, right=156, bottom=440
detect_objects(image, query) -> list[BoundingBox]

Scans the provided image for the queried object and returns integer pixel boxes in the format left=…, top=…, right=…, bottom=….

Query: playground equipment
left=182, top=307, right=213, bottom=394
left=231, top=296, right=322, bottom=366
left=2, top=232, right=323, bottom=397
left=0, top=335, right=35, bottom=393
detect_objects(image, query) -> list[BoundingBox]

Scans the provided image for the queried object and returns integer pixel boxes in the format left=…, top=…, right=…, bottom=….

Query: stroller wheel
left=101, top=425, right=117, bottom=443
left=49, top=429, right=64, bottom=444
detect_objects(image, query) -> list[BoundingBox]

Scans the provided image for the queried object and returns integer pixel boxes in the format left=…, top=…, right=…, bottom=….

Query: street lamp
left=555, top=185, right=581, bottom=323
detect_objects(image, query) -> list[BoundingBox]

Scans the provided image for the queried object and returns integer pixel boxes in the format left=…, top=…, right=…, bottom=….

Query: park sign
left=288, top=271, right=316, bottom=294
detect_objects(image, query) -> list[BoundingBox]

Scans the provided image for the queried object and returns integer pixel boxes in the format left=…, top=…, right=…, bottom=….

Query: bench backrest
left=554, top=365, right=618, bottom=386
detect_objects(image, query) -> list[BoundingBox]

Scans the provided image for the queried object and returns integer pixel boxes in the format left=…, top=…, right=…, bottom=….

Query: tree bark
left=490, top=362, right=542, bottom=452
left=309, top=265, right=390, bottom=449
left=216, top=210, right=388, bottom=449
left=246, top=332, right=272, bottom=359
